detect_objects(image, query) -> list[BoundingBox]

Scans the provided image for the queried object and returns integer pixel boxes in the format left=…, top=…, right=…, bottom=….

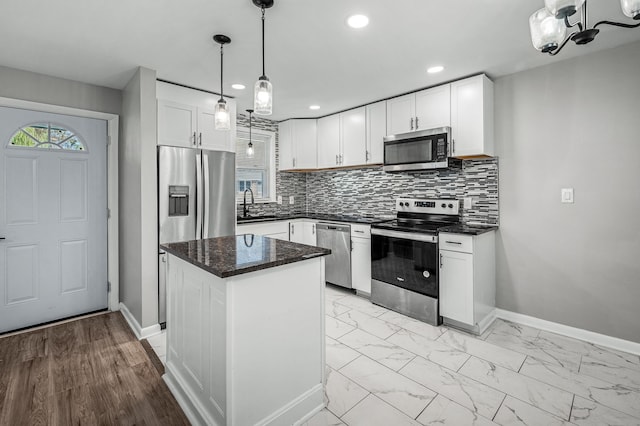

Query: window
left=236, top=127, right=275, bottom=203
left=8, top=123, right=86, bottom=151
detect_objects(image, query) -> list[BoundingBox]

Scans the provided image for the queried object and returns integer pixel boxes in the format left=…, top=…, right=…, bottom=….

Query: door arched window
left=8, top=123, right=86, bottom=151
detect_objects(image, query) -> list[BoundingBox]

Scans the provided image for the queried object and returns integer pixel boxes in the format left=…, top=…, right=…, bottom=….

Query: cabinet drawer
left=439, top=233, right=473, bottom=253
left=237, top=221, right=290, bottom=237
left=351, top=224, right=371, bottom=238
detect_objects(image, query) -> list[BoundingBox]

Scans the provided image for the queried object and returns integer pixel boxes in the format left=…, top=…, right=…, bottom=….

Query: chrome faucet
left=243, top=187, right=254, bottom=217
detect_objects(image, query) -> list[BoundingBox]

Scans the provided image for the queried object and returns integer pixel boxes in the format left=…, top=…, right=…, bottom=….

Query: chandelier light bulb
left=544, top=0, right=585, bottom=18
left=529, top=8, right=566, bottom=52
left=621, top=0, right=640, bottom=19
left=214, top=100, right=230, bottom=130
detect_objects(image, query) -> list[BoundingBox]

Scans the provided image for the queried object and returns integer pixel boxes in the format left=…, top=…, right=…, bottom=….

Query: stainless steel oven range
left=370, top=198, right=460, bottom=326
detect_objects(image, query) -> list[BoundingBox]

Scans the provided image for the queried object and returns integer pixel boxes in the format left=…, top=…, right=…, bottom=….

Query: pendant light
left=213, top=34, right=231, bottom=130
left=529, top=0, right=640, bottom=56
left=246, top=109, right=255, bottom=158
left=253, top=0, right=274, bottom=115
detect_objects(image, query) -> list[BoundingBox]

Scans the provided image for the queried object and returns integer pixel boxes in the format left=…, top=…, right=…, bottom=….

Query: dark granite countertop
left=161, top=235, right=331, bottom=278
left=237, top=213, right=388, bottom=225
left=438, top=224, right=498, bottom=235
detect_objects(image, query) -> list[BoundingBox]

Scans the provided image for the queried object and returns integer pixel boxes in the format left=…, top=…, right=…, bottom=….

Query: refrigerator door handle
left=196, top=151, right=203, bottom=239
left=203, top=153, right=211, bottom=238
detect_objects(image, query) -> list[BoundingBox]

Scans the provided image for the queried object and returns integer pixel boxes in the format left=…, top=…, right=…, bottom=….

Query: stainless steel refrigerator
left=158, top=146, right=236, bottom=324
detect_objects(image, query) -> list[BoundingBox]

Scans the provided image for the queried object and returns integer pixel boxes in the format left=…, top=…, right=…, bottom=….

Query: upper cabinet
left=450, top=75, right=494, bottom=158
left=317, top=107, right=367, bottom=168
left=156, top=81, right=236, bottom=152
left=386, top=85, right=451, bottom=135
left=317, top=114, right=341, bottom=168
left=278, top=119, right=317, bottom=171
left=366, top=101, right=386, bottom=164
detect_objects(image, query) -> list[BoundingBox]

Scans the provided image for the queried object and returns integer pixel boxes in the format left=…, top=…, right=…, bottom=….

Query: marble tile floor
left=151, top=285, right=640, bottom=425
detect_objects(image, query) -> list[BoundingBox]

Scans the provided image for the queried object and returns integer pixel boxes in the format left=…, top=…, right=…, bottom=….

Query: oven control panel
left=396, top=198, right=459, bottom=215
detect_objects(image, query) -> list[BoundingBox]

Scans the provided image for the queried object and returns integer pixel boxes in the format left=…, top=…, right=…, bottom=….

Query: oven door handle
left=371, top=228, right=437, bottom=243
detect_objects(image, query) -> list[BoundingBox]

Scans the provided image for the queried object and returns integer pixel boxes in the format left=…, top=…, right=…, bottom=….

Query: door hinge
left=107, top=281, right=111, bottom=292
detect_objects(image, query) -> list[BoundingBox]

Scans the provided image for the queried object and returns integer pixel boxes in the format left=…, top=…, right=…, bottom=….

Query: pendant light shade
left=530, top=8, right=566, bottom=52
left=254, top=77, right=272, bottom=115
left=253, top=0, right=274, bottom=115
left=621, top=0, right=640, bottom=19
left=544, top=0, right=584, bottom=18
left=215, top=100, right=230, bottom=130
left=246, top=109, right=255, bottom=158
left=214, top=34, right=231, bottom=130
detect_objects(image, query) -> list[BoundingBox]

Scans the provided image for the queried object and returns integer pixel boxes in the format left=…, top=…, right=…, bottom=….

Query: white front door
left=0, top=106, right=108, bottom=333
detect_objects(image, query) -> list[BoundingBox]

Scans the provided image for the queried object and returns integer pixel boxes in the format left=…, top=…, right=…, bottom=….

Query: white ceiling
left=2, top=0, right=639, bottom=120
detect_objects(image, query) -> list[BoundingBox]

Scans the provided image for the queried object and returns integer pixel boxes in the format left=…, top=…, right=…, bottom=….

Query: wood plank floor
left=0, top=312, right=189, bottom=425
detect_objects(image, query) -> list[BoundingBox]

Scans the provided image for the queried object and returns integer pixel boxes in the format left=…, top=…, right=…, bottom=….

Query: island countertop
left=160, top=235, right=331, bottom=278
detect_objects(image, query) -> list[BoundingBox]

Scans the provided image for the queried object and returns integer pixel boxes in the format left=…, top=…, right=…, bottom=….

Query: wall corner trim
left=495, top=309, right=640, bottom=356
left=118, top=302, right=161, bottom=340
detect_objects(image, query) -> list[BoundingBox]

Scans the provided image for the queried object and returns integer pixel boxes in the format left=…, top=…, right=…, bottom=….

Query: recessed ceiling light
left=231, top=83, right=246, bottom=90
left=309, top=105, right=321, bottom=110
left=427, top=66, right=444, bottom=74
left=347, top=14, right=369, bottom=29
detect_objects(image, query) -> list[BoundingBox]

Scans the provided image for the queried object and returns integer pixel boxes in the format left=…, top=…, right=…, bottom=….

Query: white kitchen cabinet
left=386, top=85, right=450, bottom=135
left=317, top=115, right=341, bottom=169
left=415, top=84, right=450, bottom=130
left=236, top=220, right=290, bottom=241
left=366, top=101, right=386, bottom=164
left=351, top=224, right=371, bottom=295
left=439, top=230, right=496, bottom=334
left=340, top=107, right=367, bottom=167
left=290, top=220, right=317, bottom=245
left=156, top=81, right=236, bottom=152
left=450, top=74, right=494, bottom=158
left=278, top=119, right=317, bottom=171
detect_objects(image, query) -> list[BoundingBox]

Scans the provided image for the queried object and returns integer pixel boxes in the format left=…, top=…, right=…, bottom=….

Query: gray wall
left=120, top=67, right=158, bottom=328
left=0, top=65, right=121, bottom=114
left=494, top=41, right=640, bottom=343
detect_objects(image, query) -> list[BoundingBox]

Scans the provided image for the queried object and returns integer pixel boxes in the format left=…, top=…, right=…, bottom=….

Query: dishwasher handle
left=316, top=222, right=351, bottom=233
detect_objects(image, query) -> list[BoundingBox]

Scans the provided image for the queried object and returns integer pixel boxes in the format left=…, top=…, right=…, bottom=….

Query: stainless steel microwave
left=383, top=127, right=451, bottom=172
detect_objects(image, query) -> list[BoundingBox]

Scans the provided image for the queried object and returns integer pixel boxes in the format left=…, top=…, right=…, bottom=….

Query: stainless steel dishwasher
left=316, top=222, right=352, bottom=288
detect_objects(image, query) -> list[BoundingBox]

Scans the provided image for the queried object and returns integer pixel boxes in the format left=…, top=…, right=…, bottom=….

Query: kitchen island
left=160, top=235, right=330, bottom=426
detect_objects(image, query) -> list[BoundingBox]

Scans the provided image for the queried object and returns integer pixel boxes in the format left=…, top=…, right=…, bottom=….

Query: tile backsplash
left=305, top=160, right=499, bottom=225
left=236, top=115, right=498, bottom=225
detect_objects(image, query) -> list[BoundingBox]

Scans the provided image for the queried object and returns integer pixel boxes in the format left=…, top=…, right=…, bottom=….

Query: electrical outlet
left=277, top=195, right=282, bottom=205
left=561, top=188, right=574, bottom=203
left=289, top=196, right=295, bottom=205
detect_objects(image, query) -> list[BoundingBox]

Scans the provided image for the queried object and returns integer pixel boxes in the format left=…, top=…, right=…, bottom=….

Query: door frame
left=0, top=96, right=120, bottom=312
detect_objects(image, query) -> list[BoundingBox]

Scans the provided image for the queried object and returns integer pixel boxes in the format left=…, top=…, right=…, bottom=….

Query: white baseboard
left=118, top=302, right=161, bottom=340
left=495, top=308, right=640, bottom=356
left=163, top=369, right=207, bottom=426
left=478, top=308, right=498, bottom=335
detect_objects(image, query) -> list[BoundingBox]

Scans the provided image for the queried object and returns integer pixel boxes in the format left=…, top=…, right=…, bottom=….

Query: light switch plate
left=463, top=197, right=473, bottom=209
left=289, top=196, right=295, bottom=205
left=561, top=188, right=574, bottom=203
left=277, top=195, right=282, bottom=205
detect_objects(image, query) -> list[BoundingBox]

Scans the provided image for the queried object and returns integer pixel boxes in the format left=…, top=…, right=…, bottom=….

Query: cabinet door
left=366, top=101, right=386, bottom=164
left=197, top=106, right=235, bottom=152
left=415, top=84, right=451, bottom=130
left=157, top=100, right=197, bottom=147
left=317, top=115, right=341, bottom=168
left=303, top=222, right=317, bottom=246
left=289, top=222, right=305, bottom=243
left=340, top=107, right=367, bottom=167
left=439, top=250, right=474, bottom=325
left=386, top=93, right=415, bottom=135
left=278, top=121, right=295, bottom=171
left=351, top=237, right=371, bottom=294
left=293, top=120, right=317, bottom=169
left=450, top=75, right=494, bottom=157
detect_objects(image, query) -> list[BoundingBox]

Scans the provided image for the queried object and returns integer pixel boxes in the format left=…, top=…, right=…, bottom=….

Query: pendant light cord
left=261, top=6, right=266, bottom=78
left=220, top=44, right=225, bottom=100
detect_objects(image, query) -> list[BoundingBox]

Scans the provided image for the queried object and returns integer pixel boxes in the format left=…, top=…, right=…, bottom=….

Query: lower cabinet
left=290, top=220, right=317, bottom=245
left=439, top=231, right=496, bottom=334
left=351, top=224, right=371, bottom=294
